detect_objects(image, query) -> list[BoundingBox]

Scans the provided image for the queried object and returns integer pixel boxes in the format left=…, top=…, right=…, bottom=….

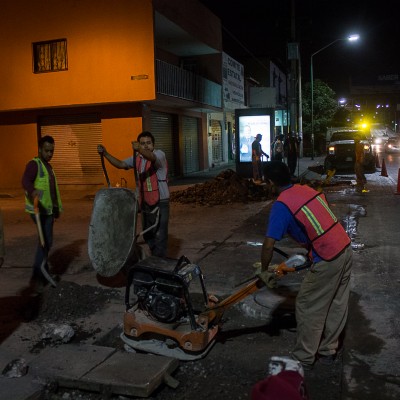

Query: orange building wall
left=100, top=117, right=143, bottom=189
left=0, top=118, right=145, bottom=191
left=0, top=0, right=156, bottom=111
left=0, top=124, right=39, bottom=190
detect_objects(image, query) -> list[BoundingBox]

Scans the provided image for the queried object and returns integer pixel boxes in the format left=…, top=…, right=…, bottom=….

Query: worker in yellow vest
left=22, top=135, right=63, bottom=293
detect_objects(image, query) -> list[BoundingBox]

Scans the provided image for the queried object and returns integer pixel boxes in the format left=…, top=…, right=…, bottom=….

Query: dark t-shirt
left=22, top=159, right=57, bottom=205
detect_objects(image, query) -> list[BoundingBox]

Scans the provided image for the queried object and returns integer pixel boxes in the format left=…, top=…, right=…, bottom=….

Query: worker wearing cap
left=258, top=161, right=352, bottom=369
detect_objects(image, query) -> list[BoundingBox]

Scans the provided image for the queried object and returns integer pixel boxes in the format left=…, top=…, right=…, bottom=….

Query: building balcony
left=156, top=59, right=222, bottom=109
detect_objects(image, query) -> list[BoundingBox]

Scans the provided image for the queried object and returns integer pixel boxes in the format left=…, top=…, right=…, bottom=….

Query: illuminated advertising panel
left=238, top=114, right=271, bottom=162
left=235, top=108, right=275, bottom=178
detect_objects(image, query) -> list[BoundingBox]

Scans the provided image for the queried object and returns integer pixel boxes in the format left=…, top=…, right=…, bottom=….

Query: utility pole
left=288, top=0, right=297, bottom=137
left=288, top=0, right=303, bottom=157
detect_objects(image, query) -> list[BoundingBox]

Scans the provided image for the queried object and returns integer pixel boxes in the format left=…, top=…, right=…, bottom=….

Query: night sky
left=199, top=0, right=400, bottom=97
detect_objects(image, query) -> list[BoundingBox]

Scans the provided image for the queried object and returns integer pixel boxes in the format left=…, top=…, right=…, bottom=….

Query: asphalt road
left=1, top=158, right=400, bottom=399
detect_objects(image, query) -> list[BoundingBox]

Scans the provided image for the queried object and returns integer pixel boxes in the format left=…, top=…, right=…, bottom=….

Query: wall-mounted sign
left=223, top=53, right=244, bottom=109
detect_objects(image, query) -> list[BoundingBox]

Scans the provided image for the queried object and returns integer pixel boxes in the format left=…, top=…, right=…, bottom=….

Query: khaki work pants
left=292, top=245, right=352, bottom=365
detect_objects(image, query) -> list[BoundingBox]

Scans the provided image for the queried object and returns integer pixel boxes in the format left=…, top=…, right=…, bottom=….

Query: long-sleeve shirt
left=22, top=159, right=58, bottom=205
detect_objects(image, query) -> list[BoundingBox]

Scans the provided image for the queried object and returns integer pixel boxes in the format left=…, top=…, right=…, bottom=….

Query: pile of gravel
left=36, top=281, right=122, bottom=323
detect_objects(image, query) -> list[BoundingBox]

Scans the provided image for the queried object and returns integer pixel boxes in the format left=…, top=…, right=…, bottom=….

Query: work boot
left=318, top=347, right=343, bottom=365
left=290, top=354, right=314, bottom=371
left=318, top=354, right=335, bottom=365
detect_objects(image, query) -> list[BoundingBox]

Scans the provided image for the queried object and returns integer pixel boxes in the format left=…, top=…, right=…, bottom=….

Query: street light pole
left=310, top=34, right=359, bottom=160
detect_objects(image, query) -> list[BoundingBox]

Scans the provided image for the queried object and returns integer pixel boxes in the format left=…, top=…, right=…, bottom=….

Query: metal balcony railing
left=156, top=59, right=222, bottom=108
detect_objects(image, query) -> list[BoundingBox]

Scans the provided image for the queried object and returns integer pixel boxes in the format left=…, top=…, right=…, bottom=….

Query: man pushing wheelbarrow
left=97, top=131, right=170, bottom=258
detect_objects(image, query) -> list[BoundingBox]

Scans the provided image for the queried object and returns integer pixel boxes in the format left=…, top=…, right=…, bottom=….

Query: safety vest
left=25, top=158, right=63, bottom=215
left=136, top=156, right=161, bottom=206
left=277, top=184, right=350, bottom=261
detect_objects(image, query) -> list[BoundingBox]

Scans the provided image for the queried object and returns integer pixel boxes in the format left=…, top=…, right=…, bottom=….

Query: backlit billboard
left=235, top=108, right=275, bottom=178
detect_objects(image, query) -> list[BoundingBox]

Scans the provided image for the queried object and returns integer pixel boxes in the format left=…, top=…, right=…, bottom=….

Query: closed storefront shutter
left=150, top=111, right=176, bottom=177
left=40, top=114, right=103, bottom=185
left=183, top=116, right=199, bottom=174
left=211, top=120, right=223, bottom=163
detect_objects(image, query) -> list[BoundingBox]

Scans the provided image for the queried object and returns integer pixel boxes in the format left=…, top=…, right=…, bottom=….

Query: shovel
left=99, top=151, right=111, bottom=188
left=33, top=196, right=57, bottom=287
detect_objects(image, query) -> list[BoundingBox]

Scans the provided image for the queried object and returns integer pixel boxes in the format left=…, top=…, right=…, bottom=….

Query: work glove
left=253, top=262, right=278, bottom=289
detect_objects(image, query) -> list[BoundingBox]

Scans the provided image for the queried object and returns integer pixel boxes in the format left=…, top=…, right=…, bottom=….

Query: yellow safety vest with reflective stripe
left=277, top=184, right=350, bottom=261
left=24, top=158, right=63, bottom=215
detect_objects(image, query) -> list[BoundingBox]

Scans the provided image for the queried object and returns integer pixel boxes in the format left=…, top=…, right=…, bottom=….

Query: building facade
left=0, top=0, right=226, bottom=190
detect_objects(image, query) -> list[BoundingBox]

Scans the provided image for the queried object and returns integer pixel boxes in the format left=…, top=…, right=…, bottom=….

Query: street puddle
left=245, top=204, right=366, bottom=252
left=342, top=204, right=366, bottom=250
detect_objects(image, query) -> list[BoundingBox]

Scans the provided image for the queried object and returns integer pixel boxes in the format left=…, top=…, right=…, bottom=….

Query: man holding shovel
left=98, top=131, right=169, bottom=257
left=22, top=135, right=63, bottom=293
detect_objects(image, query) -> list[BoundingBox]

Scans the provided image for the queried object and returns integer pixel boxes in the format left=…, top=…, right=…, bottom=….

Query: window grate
left=33, top=39, right=68, bottom=73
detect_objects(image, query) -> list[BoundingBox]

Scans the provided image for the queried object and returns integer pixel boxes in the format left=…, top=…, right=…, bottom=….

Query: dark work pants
left=142, top=199, right=169, bottom=257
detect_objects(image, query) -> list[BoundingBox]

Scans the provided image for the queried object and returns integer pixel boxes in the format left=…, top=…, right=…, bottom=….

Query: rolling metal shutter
left=150, top=111, right=176, bottom=177
left=183, top=116, right=199, bottom=174
left=40, top=114, right=103, bottom=185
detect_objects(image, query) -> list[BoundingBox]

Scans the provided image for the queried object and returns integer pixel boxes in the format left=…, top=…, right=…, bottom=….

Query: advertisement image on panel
left=238, top=115, right=271, bottom=163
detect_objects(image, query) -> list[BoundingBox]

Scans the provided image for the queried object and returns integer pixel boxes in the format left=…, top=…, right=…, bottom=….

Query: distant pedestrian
left=252, top=133, right=269, bottom=182
left=284, top=133, right=300, bottom=176
left=98, top=131, right=170, bottom=257
left=355, top=135, right=368, bottom=193
left=257, top=161, right=352, bottom=369
left=22, top=135, right=63, bottom=292
left=273, top=135, right=284, bottom=162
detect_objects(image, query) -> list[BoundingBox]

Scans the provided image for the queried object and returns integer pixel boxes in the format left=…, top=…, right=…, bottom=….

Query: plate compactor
left=121, top=253, right=310, bottom=361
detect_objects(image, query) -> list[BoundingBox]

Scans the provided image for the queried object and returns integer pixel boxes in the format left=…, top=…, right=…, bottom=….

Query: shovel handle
left=34, top=196, right=46, bottom=247
left=99, top=152, right=111, bottom=188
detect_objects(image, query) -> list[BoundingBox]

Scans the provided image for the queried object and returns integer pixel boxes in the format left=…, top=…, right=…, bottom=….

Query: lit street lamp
left=310, top=34, right=359, bottom=160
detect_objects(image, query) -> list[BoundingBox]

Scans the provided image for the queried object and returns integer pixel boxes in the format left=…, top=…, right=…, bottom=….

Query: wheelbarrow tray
left=88, top=187, right=140, bottom=277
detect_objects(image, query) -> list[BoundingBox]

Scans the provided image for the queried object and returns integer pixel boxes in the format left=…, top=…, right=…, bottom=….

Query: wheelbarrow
left=88, top=149, right=159, bottom=277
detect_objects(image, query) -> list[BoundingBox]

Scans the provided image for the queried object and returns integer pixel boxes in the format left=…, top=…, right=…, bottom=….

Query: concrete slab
left=0, top=347, right=42, bottom=400
left=65, top=351, right=179, bottom=398
left=0, top=374, right=42, bottom=400
left=28, top=344, right=179, bottom=398
left=29, top=344, right=116, bottom=380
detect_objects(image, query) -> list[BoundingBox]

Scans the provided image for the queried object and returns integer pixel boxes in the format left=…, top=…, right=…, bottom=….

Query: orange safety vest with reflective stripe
left=277, top=184, right=350, bottom=261
left=135, top=157, right=160, bottom=206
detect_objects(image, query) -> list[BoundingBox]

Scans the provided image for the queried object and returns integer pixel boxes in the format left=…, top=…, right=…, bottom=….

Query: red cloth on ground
left=251, top=371, right=308, bottom=400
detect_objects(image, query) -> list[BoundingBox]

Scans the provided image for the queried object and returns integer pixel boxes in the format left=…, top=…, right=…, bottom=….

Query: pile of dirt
left=170, top=169, right=272, bottom=205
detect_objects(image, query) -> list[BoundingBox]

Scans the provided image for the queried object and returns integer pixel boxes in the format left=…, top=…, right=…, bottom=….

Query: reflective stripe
left=24, top=158, right=63, bottom=215
left=277, top=184, right=350, bottom=261
left=300, top=205, right=325, bottom=236
left=317, top=196, right=337, bottom=222
left=145, top=176, right=153, bottom=192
